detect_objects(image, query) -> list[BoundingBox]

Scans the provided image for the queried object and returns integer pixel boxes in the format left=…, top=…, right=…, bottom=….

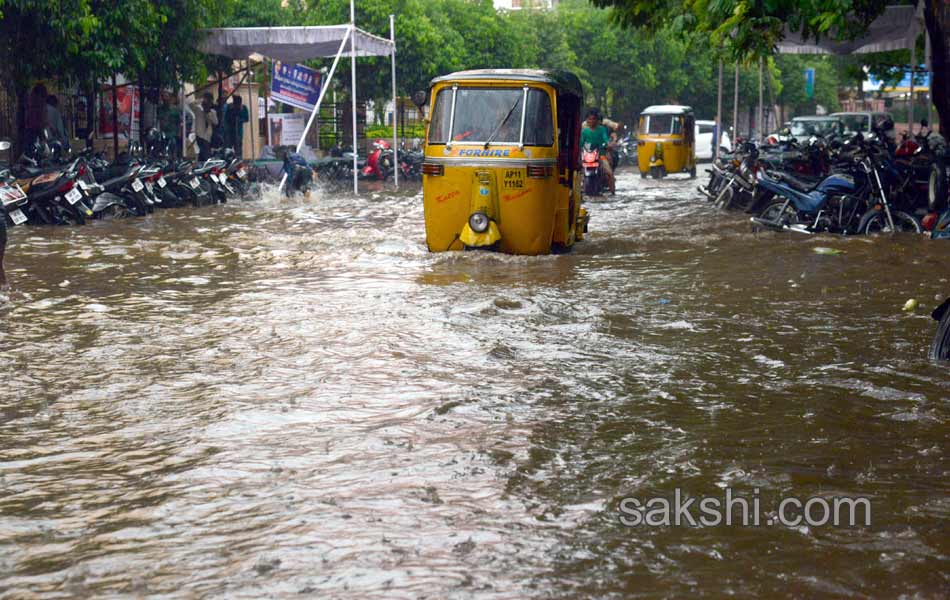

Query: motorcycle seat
left=99, top=168, right=138, bottom=192
left=776, top=172, right=823, bottom=192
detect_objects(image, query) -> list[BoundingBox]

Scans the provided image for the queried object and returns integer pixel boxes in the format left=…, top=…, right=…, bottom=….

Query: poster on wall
left=268, top=113, right=307, bottom=147
left=271, top=62, right=322, bottom=112
left=98, top=85, right=140, bottom=141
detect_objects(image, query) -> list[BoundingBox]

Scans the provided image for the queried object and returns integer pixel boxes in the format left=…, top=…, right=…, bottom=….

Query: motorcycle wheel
left=30, top=202, right=56, bottom=225
left=68, top=203, right=87, bottom=225
left=931, top=302, right=950, bottom=361
left=929, top=159, right=947, bottom=212
left=583, top=175, right=599, bottom=197
left=754, top=201, right=801, bottom=230
left=713, top=184, right=735, bottom=210
left=125, top=193, right=149, bottom=216
left=97, top=203, right=132, bottom=220
left=858, top=209, right=922, bottom=235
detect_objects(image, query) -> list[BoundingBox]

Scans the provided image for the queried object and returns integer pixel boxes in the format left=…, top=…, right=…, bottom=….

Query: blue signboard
left=865, top=67, right=930, bottom=92
left=271, top=62, right=322, bottom=112
left=805, top=68, right=815, bottom=99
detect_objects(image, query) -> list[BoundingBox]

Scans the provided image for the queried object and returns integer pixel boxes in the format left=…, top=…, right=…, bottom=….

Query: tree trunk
left=14, top=86, right=27, bottom=159
left=925, top=0, right=950, bottom=132
left=139, top=73, right=146, bottom=146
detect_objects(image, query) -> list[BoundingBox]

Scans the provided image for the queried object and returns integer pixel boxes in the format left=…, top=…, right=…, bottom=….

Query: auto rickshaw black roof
left=428, top=69, right=583, bottom=99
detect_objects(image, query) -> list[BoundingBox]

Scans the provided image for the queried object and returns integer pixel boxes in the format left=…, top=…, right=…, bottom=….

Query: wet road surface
left=0, top=168, right=947, bottom=598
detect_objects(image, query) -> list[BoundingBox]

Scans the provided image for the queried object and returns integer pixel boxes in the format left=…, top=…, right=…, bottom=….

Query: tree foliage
left=589, top=0, right=948, bottom=128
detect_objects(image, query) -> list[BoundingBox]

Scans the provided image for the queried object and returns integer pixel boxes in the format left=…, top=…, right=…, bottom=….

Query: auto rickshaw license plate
left=503, top=169, right=525, bottom=190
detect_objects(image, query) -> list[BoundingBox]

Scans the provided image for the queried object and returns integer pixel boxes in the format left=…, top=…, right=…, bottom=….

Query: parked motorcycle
left=700, top=141, right=762, bottom=211
left=0, top=170, right=29, bottom=227
left=751, top=150, right=921, bottom=235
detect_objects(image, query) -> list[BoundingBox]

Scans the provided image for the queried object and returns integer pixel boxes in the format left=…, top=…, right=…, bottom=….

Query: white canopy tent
left=198, top=2, right=398, bottom=194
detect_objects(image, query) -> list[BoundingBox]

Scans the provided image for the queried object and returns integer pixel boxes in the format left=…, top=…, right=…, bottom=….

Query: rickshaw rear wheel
left=689, top=165, right=697, bottom=179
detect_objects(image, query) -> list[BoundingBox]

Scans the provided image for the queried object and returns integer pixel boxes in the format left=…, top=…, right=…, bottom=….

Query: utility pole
left=733, top=63, right=740, bottom=141
left=715, top=60, right=723, bottom=159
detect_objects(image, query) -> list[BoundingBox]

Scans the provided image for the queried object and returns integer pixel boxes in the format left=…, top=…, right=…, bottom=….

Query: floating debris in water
left=902, top=298, right=918, bottom=312
left=812, top=247, right=844, bottom=255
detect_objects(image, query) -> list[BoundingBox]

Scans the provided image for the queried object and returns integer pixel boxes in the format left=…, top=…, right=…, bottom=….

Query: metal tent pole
left=247, top=58, right=255, bottom=160
left=351, top=0, right=359, bottom=196
left=715, top=60, right=723, bottom=159
left=266, top=59, right=272, bottom=146
left=278, top=28, right=352, bottom=193
left=390, top=14, right=398, bottom=189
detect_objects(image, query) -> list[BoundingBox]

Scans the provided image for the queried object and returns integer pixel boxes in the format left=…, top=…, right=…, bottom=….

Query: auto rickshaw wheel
left=689, top=165, right=697, bottom=179
left=640, top=171, right=646, bottom=178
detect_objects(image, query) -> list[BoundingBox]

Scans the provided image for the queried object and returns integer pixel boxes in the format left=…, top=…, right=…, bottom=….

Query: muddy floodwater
left=0, top=169, right=947, bottom=598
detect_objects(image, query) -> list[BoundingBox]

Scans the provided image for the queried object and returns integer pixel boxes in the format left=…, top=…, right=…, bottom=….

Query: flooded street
left=1, top=169, right=947, bottom=598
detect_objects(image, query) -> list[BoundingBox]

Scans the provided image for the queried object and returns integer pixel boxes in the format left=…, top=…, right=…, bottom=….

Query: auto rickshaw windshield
left=639, top=114, right=683, bottom=135
left=428, top=87, right=554, bottom=146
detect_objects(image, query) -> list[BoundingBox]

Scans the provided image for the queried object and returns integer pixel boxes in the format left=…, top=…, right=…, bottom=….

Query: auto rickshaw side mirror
left=412, top=90, right=428, bottom=110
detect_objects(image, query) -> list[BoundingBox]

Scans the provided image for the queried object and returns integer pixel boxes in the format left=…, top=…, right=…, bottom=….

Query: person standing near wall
left=190, top=92, right=218, bottom=161
left=223, top=95, right=249, bottom=158
left=46, top=95, right=67, bottom=144
left=24, top=83, right=49, bottom=149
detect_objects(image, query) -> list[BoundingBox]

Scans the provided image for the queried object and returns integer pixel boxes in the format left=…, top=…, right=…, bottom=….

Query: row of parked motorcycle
left=305, top=139, right=424, bottom=188
left=698, top=120, right=949, bottom=237
left=0, top=130, right=261, bottom=230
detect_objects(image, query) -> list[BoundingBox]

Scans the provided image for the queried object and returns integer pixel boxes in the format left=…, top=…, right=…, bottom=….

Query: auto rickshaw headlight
left=469, top=211, right=490, bottom=233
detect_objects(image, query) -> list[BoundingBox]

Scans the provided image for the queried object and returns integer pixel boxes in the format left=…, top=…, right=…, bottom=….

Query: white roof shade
left=200, top=25, right=395, bottom=61
left=641, top=105, right=693, bottom=115
left=777, top=5, right=922, bottom=55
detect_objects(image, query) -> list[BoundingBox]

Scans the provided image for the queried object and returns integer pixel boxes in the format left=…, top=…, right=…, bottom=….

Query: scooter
left=581, top=143, right=607, bottom=196
left=361, top=139, right=394, bottom=181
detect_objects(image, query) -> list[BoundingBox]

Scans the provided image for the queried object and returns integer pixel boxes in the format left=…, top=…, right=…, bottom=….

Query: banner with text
left=271, top=62, right=322, bottom=112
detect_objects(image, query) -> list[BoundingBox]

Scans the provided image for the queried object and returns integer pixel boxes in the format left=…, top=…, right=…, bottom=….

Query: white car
left=695, top=120, right=732, bottom=160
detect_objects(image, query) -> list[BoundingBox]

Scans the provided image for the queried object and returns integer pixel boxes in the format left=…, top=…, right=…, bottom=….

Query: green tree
left=0, top=0, right=97, bottom=152
left=774, top=55, right=841, bottom=120
left=589, top=0, right=949, bottom=129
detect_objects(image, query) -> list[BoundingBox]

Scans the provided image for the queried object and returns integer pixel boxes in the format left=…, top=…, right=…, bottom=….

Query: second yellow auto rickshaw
left=418, top=69, right=588, bottom=255
left=637, top=105, right=697, bottom=179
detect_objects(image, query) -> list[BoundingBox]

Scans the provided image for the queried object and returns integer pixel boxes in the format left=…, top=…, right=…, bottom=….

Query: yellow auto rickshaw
left=419, top=69, right=588, bottom=255
left=637, top=105, right=696, bottom=179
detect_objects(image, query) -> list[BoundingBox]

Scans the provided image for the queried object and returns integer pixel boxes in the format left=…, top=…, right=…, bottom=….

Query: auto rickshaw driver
left=581, top=107, right=615, bottom=195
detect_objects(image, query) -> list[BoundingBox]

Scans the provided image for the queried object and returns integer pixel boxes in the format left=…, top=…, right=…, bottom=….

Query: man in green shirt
left=581, top=107, right=614, bottom=194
